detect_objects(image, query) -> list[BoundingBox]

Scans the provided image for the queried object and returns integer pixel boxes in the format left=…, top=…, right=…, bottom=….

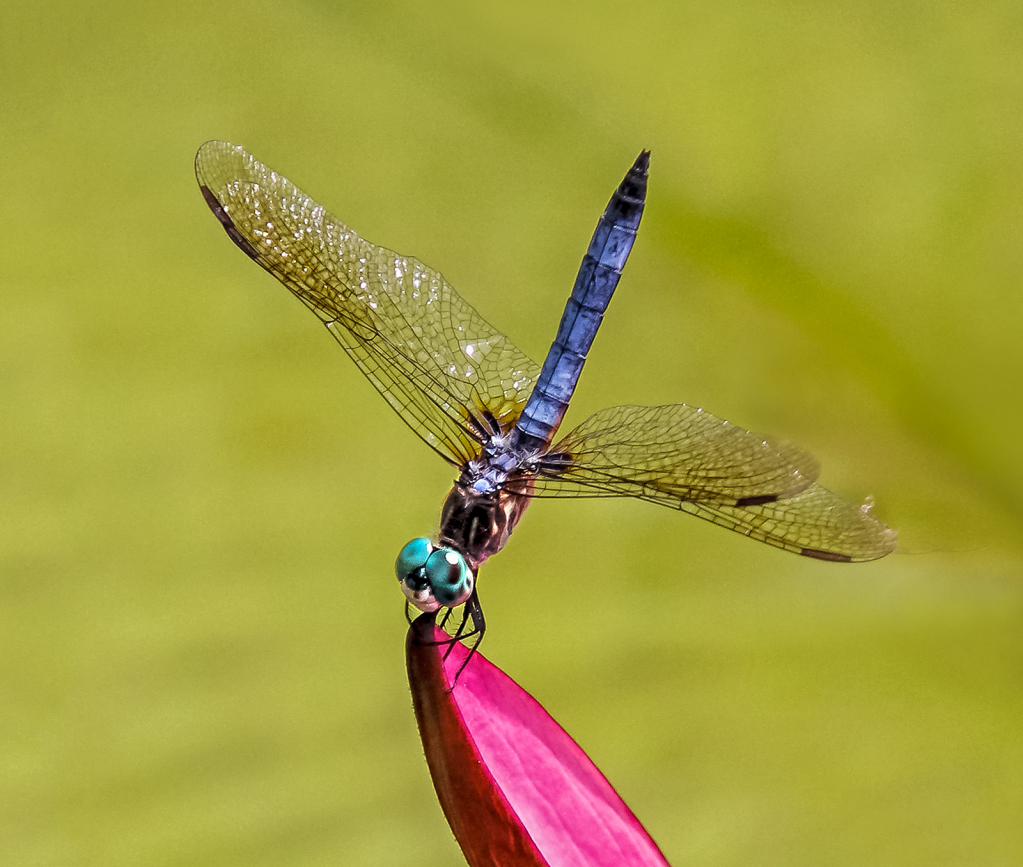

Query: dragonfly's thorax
left=461, top=436, right=539, bottom=497
left=438, top=480, right=533, bottom=572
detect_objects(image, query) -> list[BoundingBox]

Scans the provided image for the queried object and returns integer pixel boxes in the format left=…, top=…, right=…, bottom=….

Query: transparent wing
left=532, top=403, right=896, bottom=561
left=541, top=404, right=820, bottom=502
left=195, top=140, right=539, bottom=466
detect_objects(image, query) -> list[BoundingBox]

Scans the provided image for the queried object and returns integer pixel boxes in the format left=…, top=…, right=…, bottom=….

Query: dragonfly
left=195, top=141, right=896, bottom=644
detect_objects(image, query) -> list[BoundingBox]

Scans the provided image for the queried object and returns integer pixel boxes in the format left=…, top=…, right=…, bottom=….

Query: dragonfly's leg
left=442, top=597, right=477, bottom=659
left=447, top=591, right=487, bottom=689
left=415, top=607, right=467, bottom=650
left=465, top=591, right=485, bottom=648
left=405, top=605, right=456, bottom=647
left=451, top=604, right=472, bottom=642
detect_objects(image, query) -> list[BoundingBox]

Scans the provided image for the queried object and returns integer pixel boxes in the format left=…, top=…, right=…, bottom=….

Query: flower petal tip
left=407, top=614, right=671, bottom=866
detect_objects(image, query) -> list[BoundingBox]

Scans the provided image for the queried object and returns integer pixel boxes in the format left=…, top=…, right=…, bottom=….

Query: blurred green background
left=2, top=1, right=1021, bottom=864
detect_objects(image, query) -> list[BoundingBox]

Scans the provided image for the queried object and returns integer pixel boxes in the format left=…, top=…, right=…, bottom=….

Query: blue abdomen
left=512, top=151, right=649, bottom=453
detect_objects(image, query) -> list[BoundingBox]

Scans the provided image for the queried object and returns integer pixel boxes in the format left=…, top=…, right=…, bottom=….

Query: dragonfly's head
left=395, top=537, right=474, bottom=613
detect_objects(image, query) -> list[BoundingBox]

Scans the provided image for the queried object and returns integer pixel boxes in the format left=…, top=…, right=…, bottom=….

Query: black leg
left=446, top=604, right=472, bottom=645
left=442, top=591, right=477, bottom=658
left=414, top=606, right=470, bottom=649
left=408, top=590, right=488, bottom=689
left=446, top=589, right=486, bottom=689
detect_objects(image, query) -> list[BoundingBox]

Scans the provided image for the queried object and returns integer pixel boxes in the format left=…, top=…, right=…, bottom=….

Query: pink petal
left=407, top=616, right=671, bottom=867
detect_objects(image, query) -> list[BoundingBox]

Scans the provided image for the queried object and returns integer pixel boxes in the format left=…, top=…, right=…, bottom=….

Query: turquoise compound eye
left=424, top=548, right=473, bottom=607
left=395, top=537, right=433, bottom=585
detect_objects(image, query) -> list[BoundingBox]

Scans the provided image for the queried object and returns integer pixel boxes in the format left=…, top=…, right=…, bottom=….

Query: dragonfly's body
left=438, top=482, right=531, bottom=572
left=195, top=141, right=896, bottom=642
left=437, top=152, right=648, bottom=578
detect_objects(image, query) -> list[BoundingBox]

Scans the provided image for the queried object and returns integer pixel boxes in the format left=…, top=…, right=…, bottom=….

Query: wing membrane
left=534, top=403, right=895, bottom=561
left=542, top=403, right=819, bottom=501
left=673, top=482, right=896, bottom=561
left=195, top=140, right=539, bottom=466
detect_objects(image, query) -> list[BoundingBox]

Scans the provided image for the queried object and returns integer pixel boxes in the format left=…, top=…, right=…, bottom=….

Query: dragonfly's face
left=395, top=538, right=474, bottom=613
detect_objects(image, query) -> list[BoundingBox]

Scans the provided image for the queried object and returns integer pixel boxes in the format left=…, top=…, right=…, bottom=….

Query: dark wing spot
left=735, top=494, right=779, bottom=507
left=200, top=185, right=261, bottom=262
left=801, top=548, right=853, bottom=563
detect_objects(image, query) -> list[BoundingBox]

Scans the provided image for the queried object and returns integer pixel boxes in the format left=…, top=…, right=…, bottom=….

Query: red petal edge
left=407, top=615, right=671, bottom=867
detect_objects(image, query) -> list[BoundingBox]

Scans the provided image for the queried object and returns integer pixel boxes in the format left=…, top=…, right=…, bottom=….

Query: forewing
left=533, top=403, right=895, bottom=561
left=195, top=140, right=539, bottom=466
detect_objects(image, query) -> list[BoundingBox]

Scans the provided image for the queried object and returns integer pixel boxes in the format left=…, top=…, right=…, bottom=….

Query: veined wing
left=532, top=403, right=896, bottom=561
left=195, top=141, right=539, bottom=466
left=541, top=403, right=820, bottom=502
